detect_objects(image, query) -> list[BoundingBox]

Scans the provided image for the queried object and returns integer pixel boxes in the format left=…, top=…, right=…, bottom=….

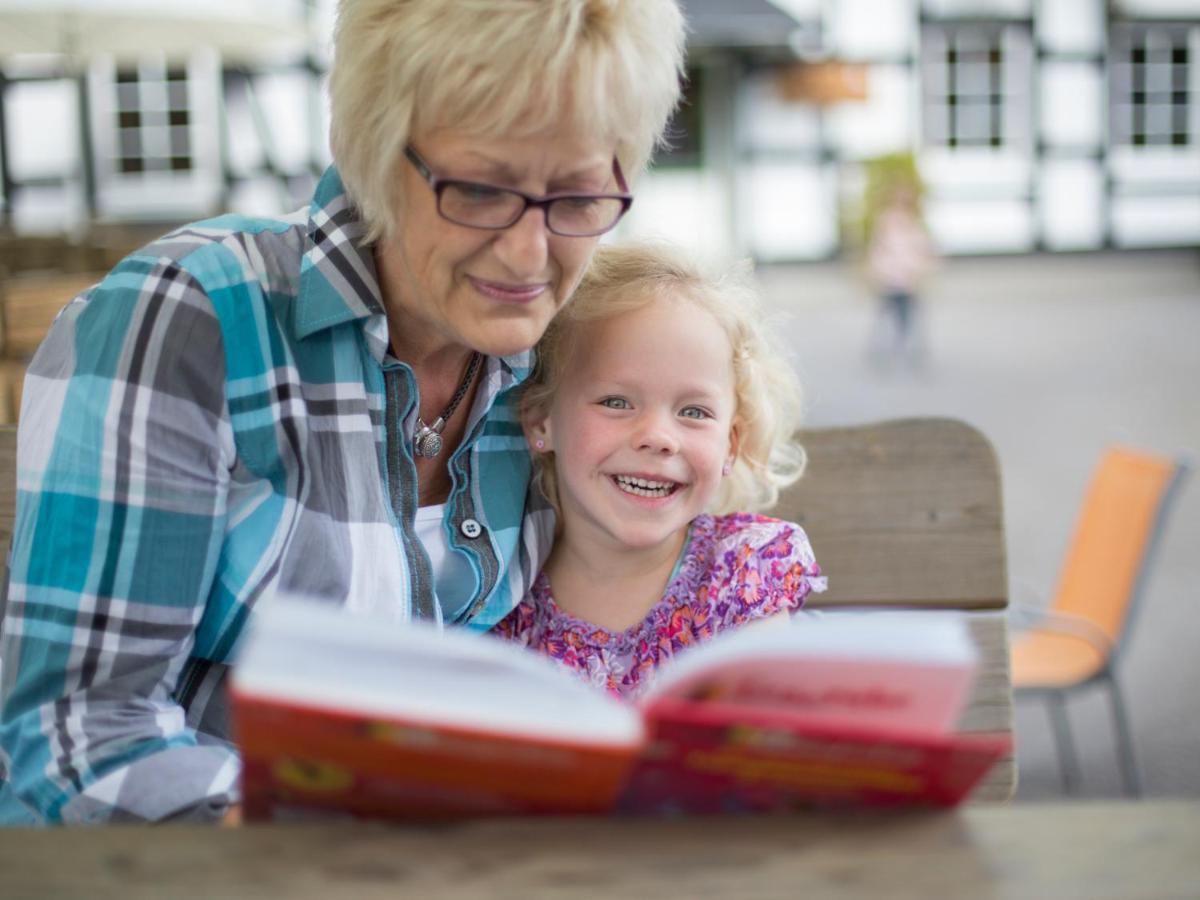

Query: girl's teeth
left=614, top=475, right=674, bottom=497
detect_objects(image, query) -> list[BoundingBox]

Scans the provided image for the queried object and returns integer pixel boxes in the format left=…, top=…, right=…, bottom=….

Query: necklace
left=414, top=351, right=483, bottom=459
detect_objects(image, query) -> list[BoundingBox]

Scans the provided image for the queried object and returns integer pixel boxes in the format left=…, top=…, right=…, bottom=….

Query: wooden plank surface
left=0, top=361, right=23, bottom=425
left=0, top=272, right=99, bottom=360
left=960, top=612, right=1015, bottom=801
left=786, top=418, right=1008, bottom=611
left=1, top=802, right=1195, bottom=899
left=0, top=235, right=109, bottom=274
left=0, top=425, right=13, bottom=551
left=0, top=419, right=1009, bottom=611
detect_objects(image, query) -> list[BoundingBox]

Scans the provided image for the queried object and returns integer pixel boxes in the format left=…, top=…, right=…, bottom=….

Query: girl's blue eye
left=680, top=406, right=711, bottom=420
left=600, top=397, right=630, bottom=410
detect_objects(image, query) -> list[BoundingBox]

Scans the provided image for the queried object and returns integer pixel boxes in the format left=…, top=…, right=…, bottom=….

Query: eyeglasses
left=404, top=146, right=633, bottom=237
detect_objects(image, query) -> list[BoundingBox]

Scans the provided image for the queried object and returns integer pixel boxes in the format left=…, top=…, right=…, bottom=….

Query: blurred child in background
left=859, top=153, right=939, bottom=367
left=866, top=183, right=937, bottom=364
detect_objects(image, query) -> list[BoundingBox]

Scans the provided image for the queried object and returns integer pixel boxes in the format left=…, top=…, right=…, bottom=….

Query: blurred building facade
left=658, top=0, right=1200, bottom=259
left=0, top=0, right=324, bottom=237
left=0, top=0, right=1197, bottom=260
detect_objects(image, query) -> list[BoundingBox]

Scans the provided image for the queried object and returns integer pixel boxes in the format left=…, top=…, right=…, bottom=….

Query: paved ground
left=758, top=249, right=1200, bottom=801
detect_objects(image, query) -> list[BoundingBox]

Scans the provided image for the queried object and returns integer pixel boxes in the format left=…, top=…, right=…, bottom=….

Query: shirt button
left=460, top=518, right=483, bottom=539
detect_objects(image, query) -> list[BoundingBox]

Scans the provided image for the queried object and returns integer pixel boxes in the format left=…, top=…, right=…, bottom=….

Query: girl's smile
left=610, top=473, right=682, bottom=499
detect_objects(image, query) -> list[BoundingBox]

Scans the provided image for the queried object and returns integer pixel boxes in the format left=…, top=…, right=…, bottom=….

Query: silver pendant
left=412, top=353, right=479, bottom=462
left=415, top=427, right=443, bottom=459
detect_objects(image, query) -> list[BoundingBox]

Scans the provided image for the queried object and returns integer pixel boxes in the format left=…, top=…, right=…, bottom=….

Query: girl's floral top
left=493, top=513, right=826, bottom=701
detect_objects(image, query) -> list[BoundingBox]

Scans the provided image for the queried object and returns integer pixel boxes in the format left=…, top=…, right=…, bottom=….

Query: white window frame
left=921, top=22, right=1033, bottom=152
left=1110, top=22, right=1196, bottom=150
left=109, top=60, right=195, bottom=177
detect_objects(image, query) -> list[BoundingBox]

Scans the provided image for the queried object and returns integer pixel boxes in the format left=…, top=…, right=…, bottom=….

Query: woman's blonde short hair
left=523, top=242, right=807, bottom=516
left=329, top=0, right=686, bottom=243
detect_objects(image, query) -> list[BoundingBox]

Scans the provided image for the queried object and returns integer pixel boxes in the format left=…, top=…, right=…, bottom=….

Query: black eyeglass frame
left=403, top=145, right=633, bottom=237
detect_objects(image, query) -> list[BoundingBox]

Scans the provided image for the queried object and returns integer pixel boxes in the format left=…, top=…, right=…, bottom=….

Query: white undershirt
left=414, top=503, right=476, bottom=621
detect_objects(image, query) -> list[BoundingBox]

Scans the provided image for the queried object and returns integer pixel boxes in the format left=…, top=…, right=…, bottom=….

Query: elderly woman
left=0, top=0, right=685, bottom=824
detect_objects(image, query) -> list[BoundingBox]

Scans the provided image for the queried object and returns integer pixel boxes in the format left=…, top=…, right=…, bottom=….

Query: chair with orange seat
left=1010, top=447, right=1190, bottom=796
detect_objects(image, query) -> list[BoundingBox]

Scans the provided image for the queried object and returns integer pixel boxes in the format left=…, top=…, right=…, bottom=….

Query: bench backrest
left=784, top=417, right=1008, bottom=611
left=783, top=417, right=1014, bottom=800
left=0, top=419, right=1011, bottom=608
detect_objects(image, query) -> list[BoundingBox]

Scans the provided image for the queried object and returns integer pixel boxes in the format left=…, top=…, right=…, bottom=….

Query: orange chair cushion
left=1010, top=628, right=1107, bottom=690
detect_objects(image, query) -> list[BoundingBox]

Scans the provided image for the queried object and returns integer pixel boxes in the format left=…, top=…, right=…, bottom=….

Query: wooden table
left=1, top=801, right=1196, bottom=899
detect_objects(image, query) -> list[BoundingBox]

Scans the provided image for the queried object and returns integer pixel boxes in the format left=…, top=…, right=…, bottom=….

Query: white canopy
left=0, top=0, right=312, bottom=63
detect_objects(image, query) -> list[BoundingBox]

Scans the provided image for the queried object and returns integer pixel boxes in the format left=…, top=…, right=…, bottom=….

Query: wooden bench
left=784, top=417, right=1014, bottom=800
left=0, top=272, right=100, bottom=360
left=0, top=416, right=1015, bottom=801
left=0, top=271, right=104, bottom=423
left=0, top=425, right=13, bottom=551
left=0, top=230, right=148, bottom=277
left=0, top=235, right=104, bottom=276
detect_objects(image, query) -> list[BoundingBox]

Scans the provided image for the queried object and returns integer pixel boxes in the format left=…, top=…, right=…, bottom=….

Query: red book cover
left=232, top=602, right=1009, bottom=822
left=235, top=691, right=639, bottom=820
left=618, top=697, right=1009, bottom=814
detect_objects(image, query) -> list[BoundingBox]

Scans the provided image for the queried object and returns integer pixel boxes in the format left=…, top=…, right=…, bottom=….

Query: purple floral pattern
left=493, top=514, right=826, bottom=700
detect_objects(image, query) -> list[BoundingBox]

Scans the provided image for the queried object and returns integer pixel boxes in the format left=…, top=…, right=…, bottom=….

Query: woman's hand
left=220, top=803, right=243, bottom=827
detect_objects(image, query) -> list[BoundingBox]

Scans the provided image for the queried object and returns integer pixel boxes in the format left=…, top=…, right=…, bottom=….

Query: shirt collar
left=294, top=165, right=386, bottom=340
left=293, top=164, right=536, bottom=383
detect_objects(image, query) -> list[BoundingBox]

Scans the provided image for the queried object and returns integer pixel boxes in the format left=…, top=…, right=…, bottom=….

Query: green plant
left=850, top=151, right=927, bottom=250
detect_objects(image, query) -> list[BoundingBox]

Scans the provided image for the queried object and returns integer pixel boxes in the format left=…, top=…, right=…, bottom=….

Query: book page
left=233, top=599, right=643, bottom=747
left=642, top=610, right=979, bottom=736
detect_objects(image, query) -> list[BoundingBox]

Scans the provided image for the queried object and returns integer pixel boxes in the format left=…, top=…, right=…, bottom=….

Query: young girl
left=494, top=242, right=826, bottom=698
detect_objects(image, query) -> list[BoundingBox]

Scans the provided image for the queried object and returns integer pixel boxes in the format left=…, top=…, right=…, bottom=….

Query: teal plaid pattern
left=0, top=167, right=552, bottom=823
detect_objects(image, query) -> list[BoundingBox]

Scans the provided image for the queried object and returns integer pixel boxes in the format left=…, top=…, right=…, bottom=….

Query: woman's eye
left=599, top=397, right=630, bottom=410
left=451, top=182, right=507, bottom=204
left=680, top=406, right=711, bottom=420
left=560, top=197, right=599, bottom=211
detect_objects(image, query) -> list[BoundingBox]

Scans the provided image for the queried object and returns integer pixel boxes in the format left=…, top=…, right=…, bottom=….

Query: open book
left=231, top=602, right=1010, bottom=820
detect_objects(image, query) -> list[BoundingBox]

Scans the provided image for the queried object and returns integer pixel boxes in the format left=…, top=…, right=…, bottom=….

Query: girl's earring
left=535, top=439, right=546, bottom=451
left=722, top=460, right=733, bottom=476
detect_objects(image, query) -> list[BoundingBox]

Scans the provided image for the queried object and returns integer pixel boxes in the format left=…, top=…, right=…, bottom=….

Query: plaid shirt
left=0, top=167, right=552, bottom=824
